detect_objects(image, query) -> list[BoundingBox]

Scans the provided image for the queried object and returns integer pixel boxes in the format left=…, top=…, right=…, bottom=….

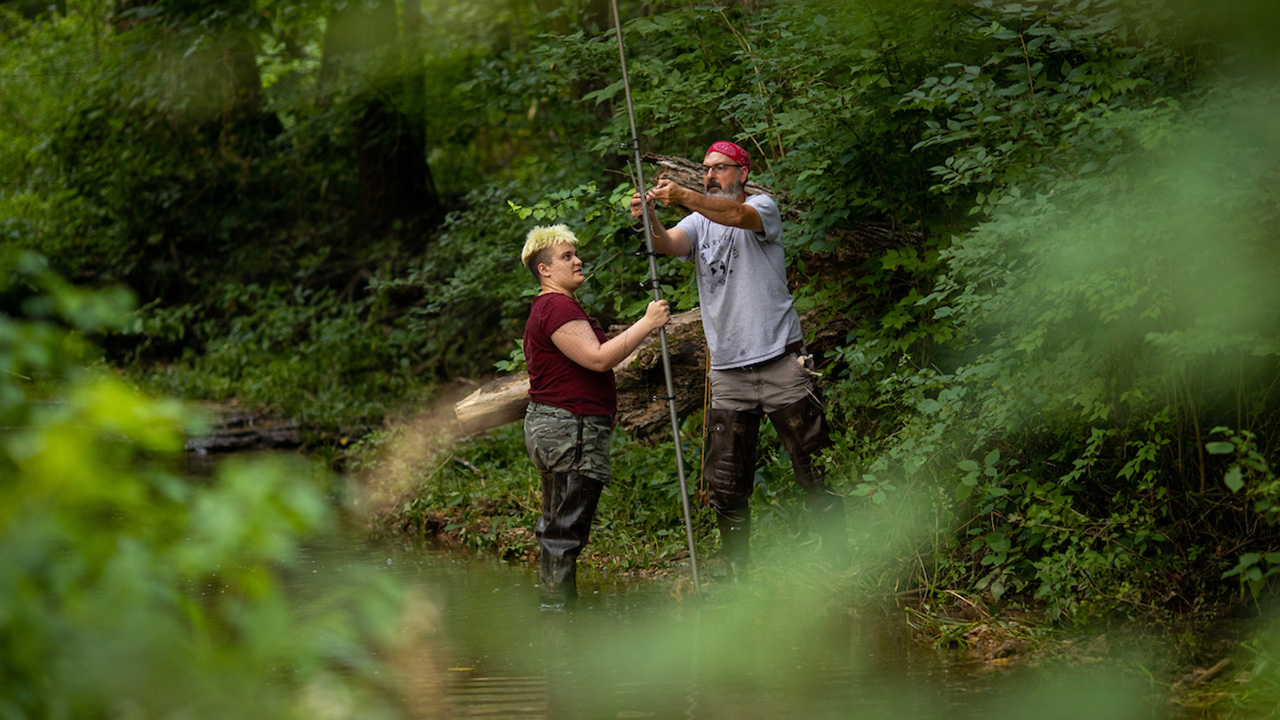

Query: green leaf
left=1224, top=466, right=1245, bottom=493
left=1206, top=441, right=1235, bottom=455
left=1223, top=552, right=1261, bottom=578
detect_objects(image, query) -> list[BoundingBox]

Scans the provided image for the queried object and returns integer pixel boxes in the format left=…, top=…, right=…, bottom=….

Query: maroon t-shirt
left=523, top=293, right=617, bottom=416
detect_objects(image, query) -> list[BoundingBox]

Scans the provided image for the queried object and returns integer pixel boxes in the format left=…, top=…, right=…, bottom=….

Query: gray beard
left=705, top=182, right=741, bottom=200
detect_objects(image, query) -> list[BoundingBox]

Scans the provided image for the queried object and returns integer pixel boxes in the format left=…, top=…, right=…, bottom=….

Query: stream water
left=284, top=540, right=1198, bottom=720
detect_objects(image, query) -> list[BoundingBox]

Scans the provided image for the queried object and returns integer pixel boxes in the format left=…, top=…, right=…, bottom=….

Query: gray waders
left=536, top=469, right=604, bottom=608
left=769, top=396, right=848, bottom=562
left=525, top=403, right=612, bottom=609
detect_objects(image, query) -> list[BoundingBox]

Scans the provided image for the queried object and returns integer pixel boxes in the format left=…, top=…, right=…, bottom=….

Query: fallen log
left=453, top=372, right=532, bottom=435
left=185, top=401, right=304, bottom=453
left=612, top=308, right=709, bottom=443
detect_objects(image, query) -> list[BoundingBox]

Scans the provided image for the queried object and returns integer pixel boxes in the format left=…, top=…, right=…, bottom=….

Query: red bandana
left=707, top=141, right=751, bottom=172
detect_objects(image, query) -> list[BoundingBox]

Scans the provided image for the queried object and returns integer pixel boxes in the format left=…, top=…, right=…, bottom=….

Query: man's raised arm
left=629, top=190, right=692, bottom=257
left=647, top=179, right=763, bottom=233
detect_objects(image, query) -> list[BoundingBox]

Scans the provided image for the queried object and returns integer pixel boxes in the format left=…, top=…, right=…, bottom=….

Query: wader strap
left=573, top=414, right=585, bottom=465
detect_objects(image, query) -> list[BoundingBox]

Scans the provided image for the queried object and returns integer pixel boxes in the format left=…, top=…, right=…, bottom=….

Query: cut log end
left=454, top=372, right=530, bottom=435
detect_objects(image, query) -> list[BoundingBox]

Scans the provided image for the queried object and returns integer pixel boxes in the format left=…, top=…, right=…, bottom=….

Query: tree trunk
left=320, top=0, right=441, bottom=234
left=113, top=0, right=279, bottom=131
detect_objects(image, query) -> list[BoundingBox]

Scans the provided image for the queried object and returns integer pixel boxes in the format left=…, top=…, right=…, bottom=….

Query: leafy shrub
left=0, top=253, right=410, bottom=718
left=833, top=77, right=1280, bottom=619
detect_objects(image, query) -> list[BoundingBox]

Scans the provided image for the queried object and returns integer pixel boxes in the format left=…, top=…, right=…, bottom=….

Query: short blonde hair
left=521, top=224, right=578, bottom=278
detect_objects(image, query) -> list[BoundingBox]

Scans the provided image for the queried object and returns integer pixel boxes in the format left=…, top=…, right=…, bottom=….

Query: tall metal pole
left=610, top=0, right=700, bottom=594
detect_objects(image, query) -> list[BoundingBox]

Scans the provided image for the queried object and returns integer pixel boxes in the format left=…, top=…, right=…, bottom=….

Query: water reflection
left=281, top=541, right=1174, bottom=720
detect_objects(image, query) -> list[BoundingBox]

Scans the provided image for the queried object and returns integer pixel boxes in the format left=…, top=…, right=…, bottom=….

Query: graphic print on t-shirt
left=697, top=231, right=739, bottom=295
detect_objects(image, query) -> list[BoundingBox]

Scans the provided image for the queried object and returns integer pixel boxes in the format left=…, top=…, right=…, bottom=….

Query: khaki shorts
left=708, top=352, right=818, bottom=413
left=524, top=402, right=614, bottom=484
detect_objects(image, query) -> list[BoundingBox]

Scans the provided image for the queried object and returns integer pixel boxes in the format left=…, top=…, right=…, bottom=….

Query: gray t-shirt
left=675, top=194, right=802, bottom=370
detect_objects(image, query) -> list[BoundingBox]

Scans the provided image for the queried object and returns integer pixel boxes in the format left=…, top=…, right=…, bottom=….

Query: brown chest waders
left=768, top=396, right=848, bottom=561
left=704, top=395, right=848, bottom=577
left=703, top=408, right=762, bottom=580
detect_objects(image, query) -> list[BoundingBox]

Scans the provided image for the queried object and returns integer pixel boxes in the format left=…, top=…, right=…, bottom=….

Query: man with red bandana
left=629, top=141, right=846, bottom=580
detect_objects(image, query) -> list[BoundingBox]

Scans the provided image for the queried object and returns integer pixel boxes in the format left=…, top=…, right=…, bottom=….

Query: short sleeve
left=540, top=293, right=589, bottom=335
left=748, top=194, right=782, bottom=244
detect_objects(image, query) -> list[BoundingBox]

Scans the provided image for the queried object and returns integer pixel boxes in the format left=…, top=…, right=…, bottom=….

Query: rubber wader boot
left=704, top=408, right=761, bottom=581
left=536, top=470, right=604, bottom=609
left=715, top=509, right=751, bottom=583
left=769, top=397, right=849, bottom=563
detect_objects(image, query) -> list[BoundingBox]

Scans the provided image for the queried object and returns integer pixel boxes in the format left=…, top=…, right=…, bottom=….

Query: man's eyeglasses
left=701, top=163, right=741, bottom=174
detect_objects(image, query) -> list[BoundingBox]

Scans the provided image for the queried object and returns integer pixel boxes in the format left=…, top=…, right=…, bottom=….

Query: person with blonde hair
left=520, top=224, right=670, bottom=608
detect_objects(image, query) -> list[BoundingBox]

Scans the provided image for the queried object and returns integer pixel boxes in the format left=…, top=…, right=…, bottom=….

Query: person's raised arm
left=629, top=191, right=691, bottom=257
left=551, top=300, right=670, bottom=373
left=646, top=179, right=763, bottom=233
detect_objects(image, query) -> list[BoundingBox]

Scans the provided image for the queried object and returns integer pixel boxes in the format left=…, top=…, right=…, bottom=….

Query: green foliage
left=1212, top=427, right=1280, bottom=598
left=493, top=342, right=526, bottom=373
left=0, top=257, right=407, bottom=718
left=137, top=281, right=436, bottom=430
left=902, top=0, right=1192, bottom=200
left=3, top=1, right=469, bottom=430
left=831, top=71, right=1280, bottom=619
